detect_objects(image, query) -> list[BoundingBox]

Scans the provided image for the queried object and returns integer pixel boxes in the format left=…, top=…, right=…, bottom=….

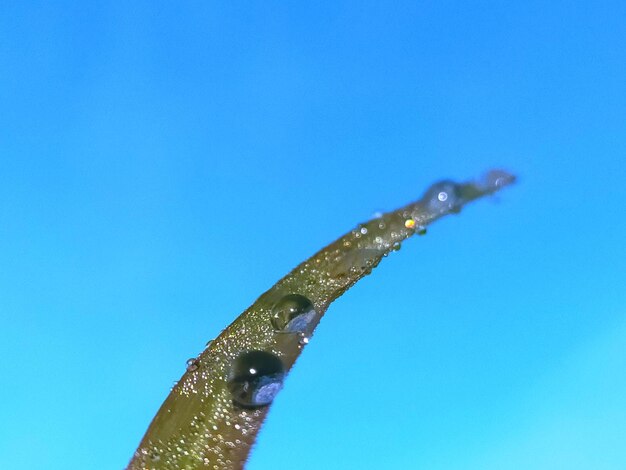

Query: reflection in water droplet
left=417, top=225, right=427, bottom=235
left=228, top=350, right=284, bottom=408
left=271, top=294, right=317, bottom=334
left=186, top=358, right=199, bottom=372
left=404, top=218, right=416, bottom=229
left=391, top=241, right=401, bottom=252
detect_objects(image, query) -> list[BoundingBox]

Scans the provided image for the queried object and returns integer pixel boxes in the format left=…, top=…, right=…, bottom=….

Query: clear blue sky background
left=1, top=2, right=625, bottom=469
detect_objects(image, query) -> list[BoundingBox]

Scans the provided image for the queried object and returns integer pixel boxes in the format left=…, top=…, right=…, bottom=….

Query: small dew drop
left=271, top=294, right=317, bottom=334
left=417, top=225, right=427, bottom=236
left=484, top=169, right=514, bottom=189
left=425, top=181, right=460, bottom=213
left=391, top=241, right=401, bottom=252
left=228, top=350, right=284, bottom=408
left=297, top=333, right=310, bottom=349
left=205, top=340, right=214, bottom=349
left=360, top=226, right=368, bottom=234
left=186, top=358, right=200, bottom=372
left=404, top=218, right=416, bottom=229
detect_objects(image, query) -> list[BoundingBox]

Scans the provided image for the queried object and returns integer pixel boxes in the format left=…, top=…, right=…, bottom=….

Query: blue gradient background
left=1, top=2, right=625, bottom=469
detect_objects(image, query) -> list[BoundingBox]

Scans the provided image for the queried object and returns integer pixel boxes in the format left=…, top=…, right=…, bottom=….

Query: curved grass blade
left=128, top=170, right=516, bottom=469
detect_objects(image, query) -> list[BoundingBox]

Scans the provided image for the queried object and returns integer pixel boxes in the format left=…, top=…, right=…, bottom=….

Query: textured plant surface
left=128, top=170, right=516, bottom=470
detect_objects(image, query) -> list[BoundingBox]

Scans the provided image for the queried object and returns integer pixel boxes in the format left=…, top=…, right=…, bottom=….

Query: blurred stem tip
left=128, top=169, right=516, bottom=470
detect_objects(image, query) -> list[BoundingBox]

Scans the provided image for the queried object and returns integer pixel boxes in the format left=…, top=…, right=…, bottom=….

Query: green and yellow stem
left=128, top=170, right=515, bottom=470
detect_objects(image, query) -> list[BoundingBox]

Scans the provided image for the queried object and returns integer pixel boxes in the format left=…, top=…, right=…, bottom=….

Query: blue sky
left=1, top=2, right=625, bottom=469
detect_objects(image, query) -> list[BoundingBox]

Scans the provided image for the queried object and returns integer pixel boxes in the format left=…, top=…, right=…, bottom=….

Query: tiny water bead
left=228, top=350, right=284, bottom=408
left=270, top=294, right=317, bottom=334
left=483, top=169, right=515, bottom=189
left=186, top=358, right=200, bottom=372
left=425, top=181, right=461, bottom=213
left=297, top=333, right=310, bottom=349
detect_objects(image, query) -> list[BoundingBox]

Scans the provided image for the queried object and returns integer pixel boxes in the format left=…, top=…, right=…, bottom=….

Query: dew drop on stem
left=228, top=350, right=285, bottom=408
left=270, top=294, right=317, bottom=334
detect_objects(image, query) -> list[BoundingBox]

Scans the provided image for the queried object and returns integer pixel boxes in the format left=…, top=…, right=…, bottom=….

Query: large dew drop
left=270, top=294, right=317, bottom=334
left=228, top=350, right=285, bottom=408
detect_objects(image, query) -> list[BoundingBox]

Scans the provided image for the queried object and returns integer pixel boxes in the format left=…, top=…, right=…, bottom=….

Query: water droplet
left=186, top=358, right=200, bottom=372
left=298, top=333, right=310, bottom=349
left=417, top=225, right=427, bottom=235
left=360, top=226, right=368, bottom=234
left=425, top=181, right=460, bottom=213
left=404, top=218, right=416, bottom=229
left=391, top=241, right=401, bottom=251
left=228, top=350, right=284, bottom=408
left=271, top=294, right=317, bottom=334
left=483, top=169, right=515, bottom=189
left=205, top=339, right=214, bottom=349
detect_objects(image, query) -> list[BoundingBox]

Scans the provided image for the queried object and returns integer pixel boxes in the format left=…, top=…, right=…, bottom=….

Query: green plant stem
left=128, top=170, right=515, bottom=470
